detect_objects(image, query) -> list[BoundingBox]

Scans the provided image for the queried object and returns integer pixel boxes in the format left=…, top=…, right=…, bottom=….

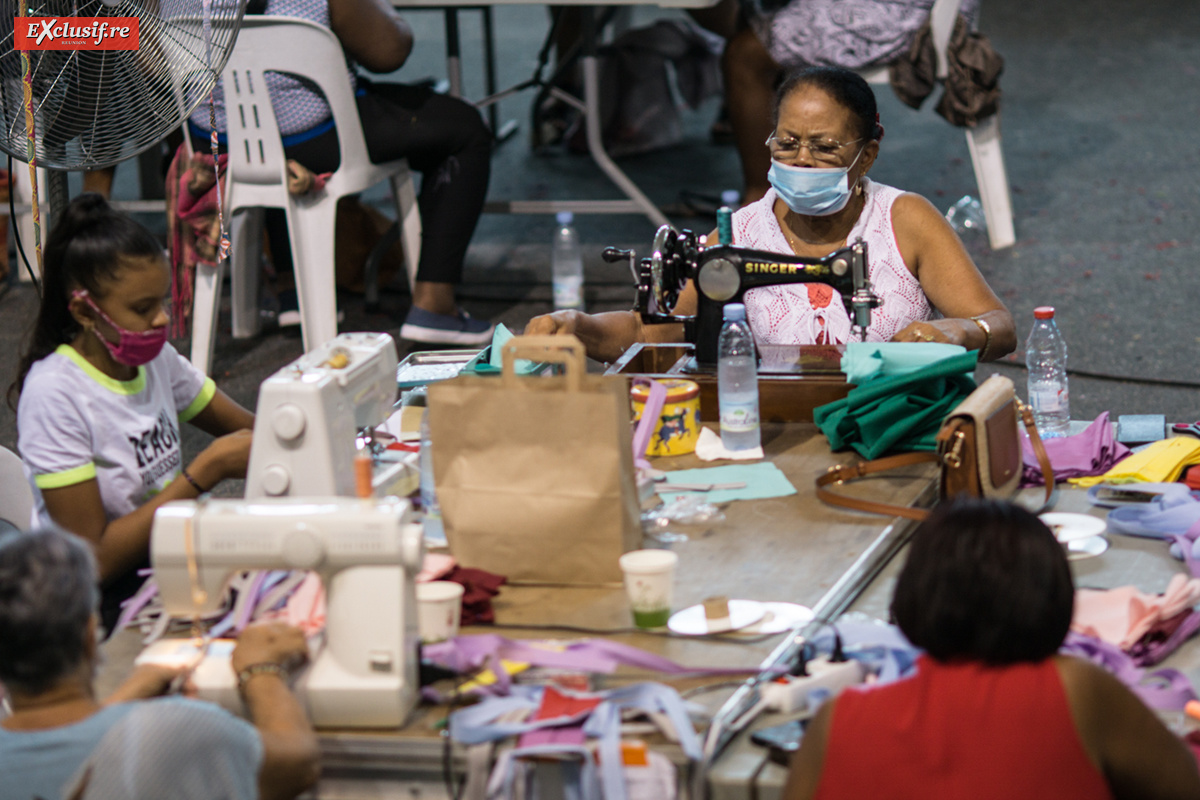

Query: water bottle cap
left=723, top=303, right=746, bottom=322
left=1034, top=306, right=1056, bottom=320
left=721, top=189, right=740, bottom=206
left=556, top=211, right=574, bottom=225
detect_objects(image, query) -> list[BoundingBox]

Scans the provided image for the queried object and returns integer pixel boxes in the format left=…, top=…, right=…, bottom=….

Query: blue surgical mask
left=768, top=148, right=864, bottom=216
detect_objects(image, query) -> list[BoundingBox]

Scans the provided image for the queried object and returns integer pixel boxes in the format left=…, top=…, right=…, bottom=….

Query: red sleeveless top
left=814, top=656, right=1113, bottom=800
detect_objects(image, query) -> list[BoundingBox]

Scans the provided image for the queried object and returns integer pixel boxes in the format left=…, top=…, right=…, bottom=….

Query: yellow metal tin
left=631, top=379, right=701, bottom=457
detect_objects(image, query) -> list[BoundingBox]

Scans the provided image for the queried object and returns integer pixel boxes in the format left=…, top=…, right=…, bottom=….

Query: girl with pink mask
left=8, top=194, right=256, bottom=634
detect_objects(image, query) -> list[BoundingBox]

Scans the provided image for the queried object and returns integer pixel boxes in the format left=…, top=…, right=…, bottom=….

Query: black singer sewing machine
left=603, top=224, right=880, bottom=369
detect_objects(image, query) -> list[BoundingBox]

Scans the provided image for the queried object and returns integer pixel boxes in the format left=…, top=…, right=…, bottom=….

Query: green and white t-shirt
left=17, top=343, right=216, bottom=527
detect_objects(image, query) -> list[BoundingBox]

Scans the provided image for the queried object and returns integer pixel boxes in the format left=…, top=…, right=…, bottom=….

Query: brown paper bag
left=427, top=335, right=641, bottom=585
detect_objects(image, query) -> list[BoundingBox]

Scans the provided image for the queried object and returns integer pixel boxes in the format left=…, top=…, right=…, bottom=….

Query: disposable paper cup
left=619, top=549, right=679, bottom=629
left=416, top=581, right=464, bottom=644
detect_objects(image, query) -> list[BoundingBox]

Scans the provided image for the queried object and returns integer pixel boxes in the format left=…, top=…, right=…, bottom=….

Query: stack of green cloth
left=814, top=348, right=979, bottom=459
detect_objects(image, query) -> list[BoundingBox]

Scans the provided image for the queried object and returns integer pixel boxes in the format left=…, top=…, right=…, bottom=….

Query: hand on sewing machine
left=103, top=663, right=193, bottom=704
left=232, top=623, right=310, bottom=677
left=189, top=428, right=254, bottom=492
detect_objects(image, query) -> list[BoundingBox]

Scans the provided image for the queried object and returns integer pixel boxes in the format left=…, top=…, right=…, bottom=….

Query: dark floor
left=3, top=0, right=1200, bottom=462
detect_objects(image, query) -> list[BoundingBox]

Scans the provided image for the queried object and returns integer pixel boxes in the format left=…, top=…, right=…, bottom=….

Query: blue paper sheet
left=657, top=463, right=797, bottom=504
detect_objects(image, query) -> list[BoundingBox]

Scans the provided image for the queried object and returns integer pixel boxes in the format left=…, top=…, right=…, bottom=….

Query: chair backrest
left=221, top=16, right=371, bottom=189
left=859, top=0, right=963, bottom=85
left=0, top=446, right=34, bottom=531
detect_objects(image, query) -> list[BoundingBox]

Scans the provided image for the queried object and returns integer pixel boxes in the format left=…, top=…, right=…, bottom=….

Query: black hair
left=0, top=526, right=100, bottom=695
left=7, top=193, right=163, bottom=408
left=890, top=498, right=1074, bottom=666
left=774, top=66, right=884, bottom=142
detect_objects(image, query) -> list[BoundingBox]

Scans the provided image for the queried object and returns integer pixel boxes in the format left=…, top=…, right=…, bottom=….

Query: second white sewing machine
left=245, top=331, right=414, bottom=499
left=138, top=496, right=425, bottom=728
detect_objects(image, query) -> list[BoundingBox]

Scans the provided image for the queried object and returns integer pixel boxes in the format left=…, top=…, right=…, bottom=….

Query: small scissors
left=1171, top=422, right=1200, bottom=439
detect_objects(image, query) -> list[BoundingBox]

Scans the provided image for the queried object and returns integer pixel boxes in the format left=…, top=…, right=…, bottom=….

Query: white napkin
left=695, top=427, right=763, bottom=461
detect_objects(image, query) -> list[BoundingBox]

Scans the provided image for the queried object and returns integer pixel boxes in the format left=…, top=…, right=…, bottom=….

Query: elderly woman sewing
left=784, top=500, right=1200, bottom=800
left=526, top=66, right=1015, bottom=364
left=0, top=526, right=319, bottom=800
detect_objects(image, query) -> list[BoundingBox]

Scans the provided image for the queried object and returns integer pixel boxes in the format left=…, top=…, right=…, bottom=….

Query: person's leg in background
left=722, top=27, right=782, bottom=204
left=353, top=81, right=494, bottom=344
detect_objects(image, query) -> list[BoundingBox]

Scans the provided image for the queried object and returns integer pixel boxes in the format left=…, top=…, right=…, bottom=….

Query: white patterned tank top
left=732, top=179, right=933, bottom=345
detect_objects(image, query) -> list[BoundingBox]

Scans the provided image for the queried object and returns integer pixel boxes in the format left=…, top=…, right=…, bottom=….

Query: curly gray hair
left=0, top=526, right=100, bottom=695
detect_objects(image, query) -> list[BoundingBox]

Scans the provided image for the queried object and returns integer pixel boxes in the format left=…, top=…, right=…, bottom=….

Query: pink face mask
left=73, top=290, right=168, bottom=367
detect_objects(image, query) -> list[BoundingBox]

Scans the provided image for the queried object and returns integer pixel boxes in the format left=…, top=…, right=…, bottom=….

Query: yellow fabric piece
left=455, top=660, right=530, bottom=693
left=1070, top=438, right=1200, bottom=487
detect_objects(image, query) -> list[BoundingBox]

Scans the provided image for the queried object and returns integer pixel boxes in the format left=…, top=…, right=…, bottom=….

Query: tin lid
left=630, top=379, right=699, bottom=403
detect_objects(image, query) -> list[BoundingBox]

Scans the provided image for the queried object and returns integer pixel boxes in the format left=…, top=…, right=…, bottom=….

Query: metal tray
left=395, top=349, right=483, bottom=389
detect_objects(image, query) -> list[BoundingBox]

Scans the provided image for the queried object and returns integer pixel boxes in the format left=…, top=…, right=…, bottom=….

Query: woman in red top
left=785, top=499, right=1200, bottom=800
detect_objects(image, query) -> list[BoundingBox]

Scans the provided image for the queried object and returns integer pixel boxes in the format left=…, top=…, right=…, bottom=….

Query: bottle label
left=720, top=401, right=759, bottom=433
left=553, top=277, right=583, bottom=310
left=1029, top=385, right=1067, bottom=413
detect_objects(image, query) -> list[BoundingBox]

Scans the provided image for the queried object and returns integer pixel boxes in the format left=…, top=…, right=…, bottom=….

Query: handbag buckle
left=943, top=431, right=966, bottom=469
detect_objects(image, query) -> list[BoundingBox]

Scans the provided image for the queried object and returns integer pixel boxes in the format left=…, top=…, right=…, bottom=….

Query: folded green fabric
left=814, top=350, right=979, bottom=459
left=841, top=342, right=967, bottom=384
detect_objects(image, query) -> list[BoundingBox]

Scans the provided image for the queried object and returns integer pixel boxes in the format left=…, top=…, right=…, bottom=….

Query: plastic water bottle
left=1026, top=306, right=1070, bottom=439
left=718, top=303, right=761, bottom=451
left=419, top=408, right=446, bottom=545
left=552, top=211, right=584, bottom=310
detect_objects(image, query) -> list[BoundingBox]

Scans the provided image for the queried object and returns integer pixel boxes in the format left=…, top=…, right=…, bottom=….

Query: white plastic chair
left=0, top=446, right=34, bottom=532
left=190, top=15, right=422, bottom=375
left=858, top=0, right=1016, bottom=250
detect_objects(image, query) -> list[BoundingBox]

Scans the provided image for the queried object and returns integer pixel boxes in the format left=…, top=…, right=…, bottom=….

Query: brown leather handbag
left=816, top=374, right=1054, bottom=521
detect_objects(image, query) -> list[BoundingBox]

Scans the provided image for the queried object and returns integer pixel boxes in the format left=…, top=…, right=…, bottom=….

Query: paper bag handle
left=502, top=335, right=586, bottom=392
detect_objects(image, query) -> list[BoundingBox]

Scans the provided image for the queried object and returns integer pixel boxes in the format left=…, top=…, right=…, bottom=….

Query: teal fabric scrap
left=657, top=463, right=797, bottom=504
left=841, top=342, right=967, bottom=384
left=814, top=350, right=979, bottom=459
left=469, top=324, right=538, bottom=375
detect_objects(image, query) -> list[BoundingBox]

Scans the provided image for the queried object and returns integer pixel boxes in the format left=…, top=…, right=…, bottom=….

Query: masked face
left=767, top=146, right=865, bottom=216
left=74, top=290, right=168, bottom=366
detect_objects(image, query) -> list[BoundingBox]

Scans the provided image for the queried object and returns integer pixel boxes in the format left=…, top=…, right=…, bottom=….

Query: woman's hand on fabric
left=105, top=663, right=189, bottom=703
left=891, top=320, right=966, bottom=346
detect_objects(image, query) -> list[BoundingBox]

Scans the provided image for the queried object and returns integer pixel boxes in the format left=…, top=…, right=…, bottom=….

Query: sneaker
left=400, top=307, right=495, bottom=346
left=276, top=289, right=342, bottom=328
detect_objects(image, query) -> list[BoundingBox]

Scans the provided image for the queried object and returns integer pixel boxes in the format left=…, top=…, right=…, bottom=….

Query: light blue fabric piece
left=657, top=462, right=797, bottom=504
left=841, top=342, right=967, bottom=384
left=469, top=324, right=538, bottom=375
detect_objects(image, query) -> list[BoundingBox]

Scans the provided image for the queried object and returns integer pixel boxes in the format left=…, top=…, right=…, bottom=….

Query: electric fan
left=0, top=0, right=245, bottom=170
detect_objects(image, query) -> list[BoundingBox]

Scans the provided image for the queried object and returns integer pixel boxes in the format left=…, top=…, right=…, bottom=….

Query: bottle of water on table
left=718, top=303, right=761, bottom=451
left=1026, top=306, right=1070, bottom=439
left=552, top=211, right=584, bottom=310
left=419, top=407, right=446, bottom=545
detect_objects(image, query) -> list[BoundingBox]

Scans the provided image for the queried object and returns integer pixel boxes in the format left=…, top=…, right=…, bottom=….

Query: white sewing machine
left=138, top=497, right=424, bottom=728
left=246, top=332, right=414, bottom=499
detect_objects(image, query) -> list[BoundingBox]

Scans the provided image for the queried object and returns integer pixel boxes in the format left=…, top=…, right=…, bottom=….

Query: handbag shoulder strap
left=816, top=403, right=1056, bottom=519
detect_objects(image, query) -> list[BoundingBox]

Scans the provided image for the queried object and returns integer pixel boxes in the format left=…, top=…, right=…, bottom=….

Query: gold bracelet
left=236, top=662, right=287, bottom=691
left=970, top=315, right=993, bottom=361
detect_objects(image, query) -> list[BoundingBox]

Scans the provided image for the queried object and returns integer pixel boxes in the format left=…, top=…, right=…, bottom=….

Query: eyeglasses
left=765, top=134, right=863, bottom=165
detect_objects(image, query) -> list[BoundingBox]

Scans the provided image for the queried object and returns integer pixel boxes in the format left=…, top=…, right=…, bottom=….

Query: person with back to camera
left=0, top=526, right=319, bottom=800
left=526, top=66, right=1015, bottom=364
left=783, top=499, right=1200, bottom=800
left=189, top=0, right=495, bottom=346
left=8, top=194, right=256, bottom=635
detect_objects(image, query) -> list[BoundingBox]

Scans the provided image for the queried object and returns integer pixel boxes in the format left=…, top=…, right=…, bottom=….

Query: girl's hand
left=192, top=428, right=253, bottom=488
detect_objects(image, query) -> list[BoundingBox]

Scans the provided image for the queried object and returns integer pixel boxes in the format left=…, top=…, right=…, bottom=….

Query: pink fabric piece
left=277, top=572, right=326, bottom=636
left=1072, top=574, right=1200, bottom=650
left=417, top=552, right=458, bottom=583
left=1020, top=411, right=1129, bottom=487
left=732, top=181, right=932, bottom=346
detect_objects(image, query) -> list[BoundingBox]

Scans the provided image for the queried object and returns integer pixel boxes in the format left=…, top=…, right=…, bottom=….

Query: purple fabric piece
left=632, top=379, right=667, bottom=471
left=1020, top=411, right=1130, bottom=487
left=1127, top=609, right=1200, bottom=666
left=114, top=577, right=160, bottom=633
left=1061, top=631, right=1197, bottom=710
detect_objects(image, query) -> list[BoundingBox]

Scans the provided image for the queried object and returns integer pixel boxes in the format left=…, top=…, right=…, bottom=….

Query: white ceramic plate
left=740, top=602, right=815, bottom=635
left=668, top=599, right=766, bottom=635
left=1040, top=512, right=1107, bottom=543
left=1066, top=534, right=1110, bottom=561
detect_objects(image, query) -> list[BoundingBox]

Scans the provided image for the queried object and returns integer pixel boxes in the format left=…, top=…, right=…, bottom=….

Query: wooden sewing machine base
left=605, top=343, right=850, bottom=423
